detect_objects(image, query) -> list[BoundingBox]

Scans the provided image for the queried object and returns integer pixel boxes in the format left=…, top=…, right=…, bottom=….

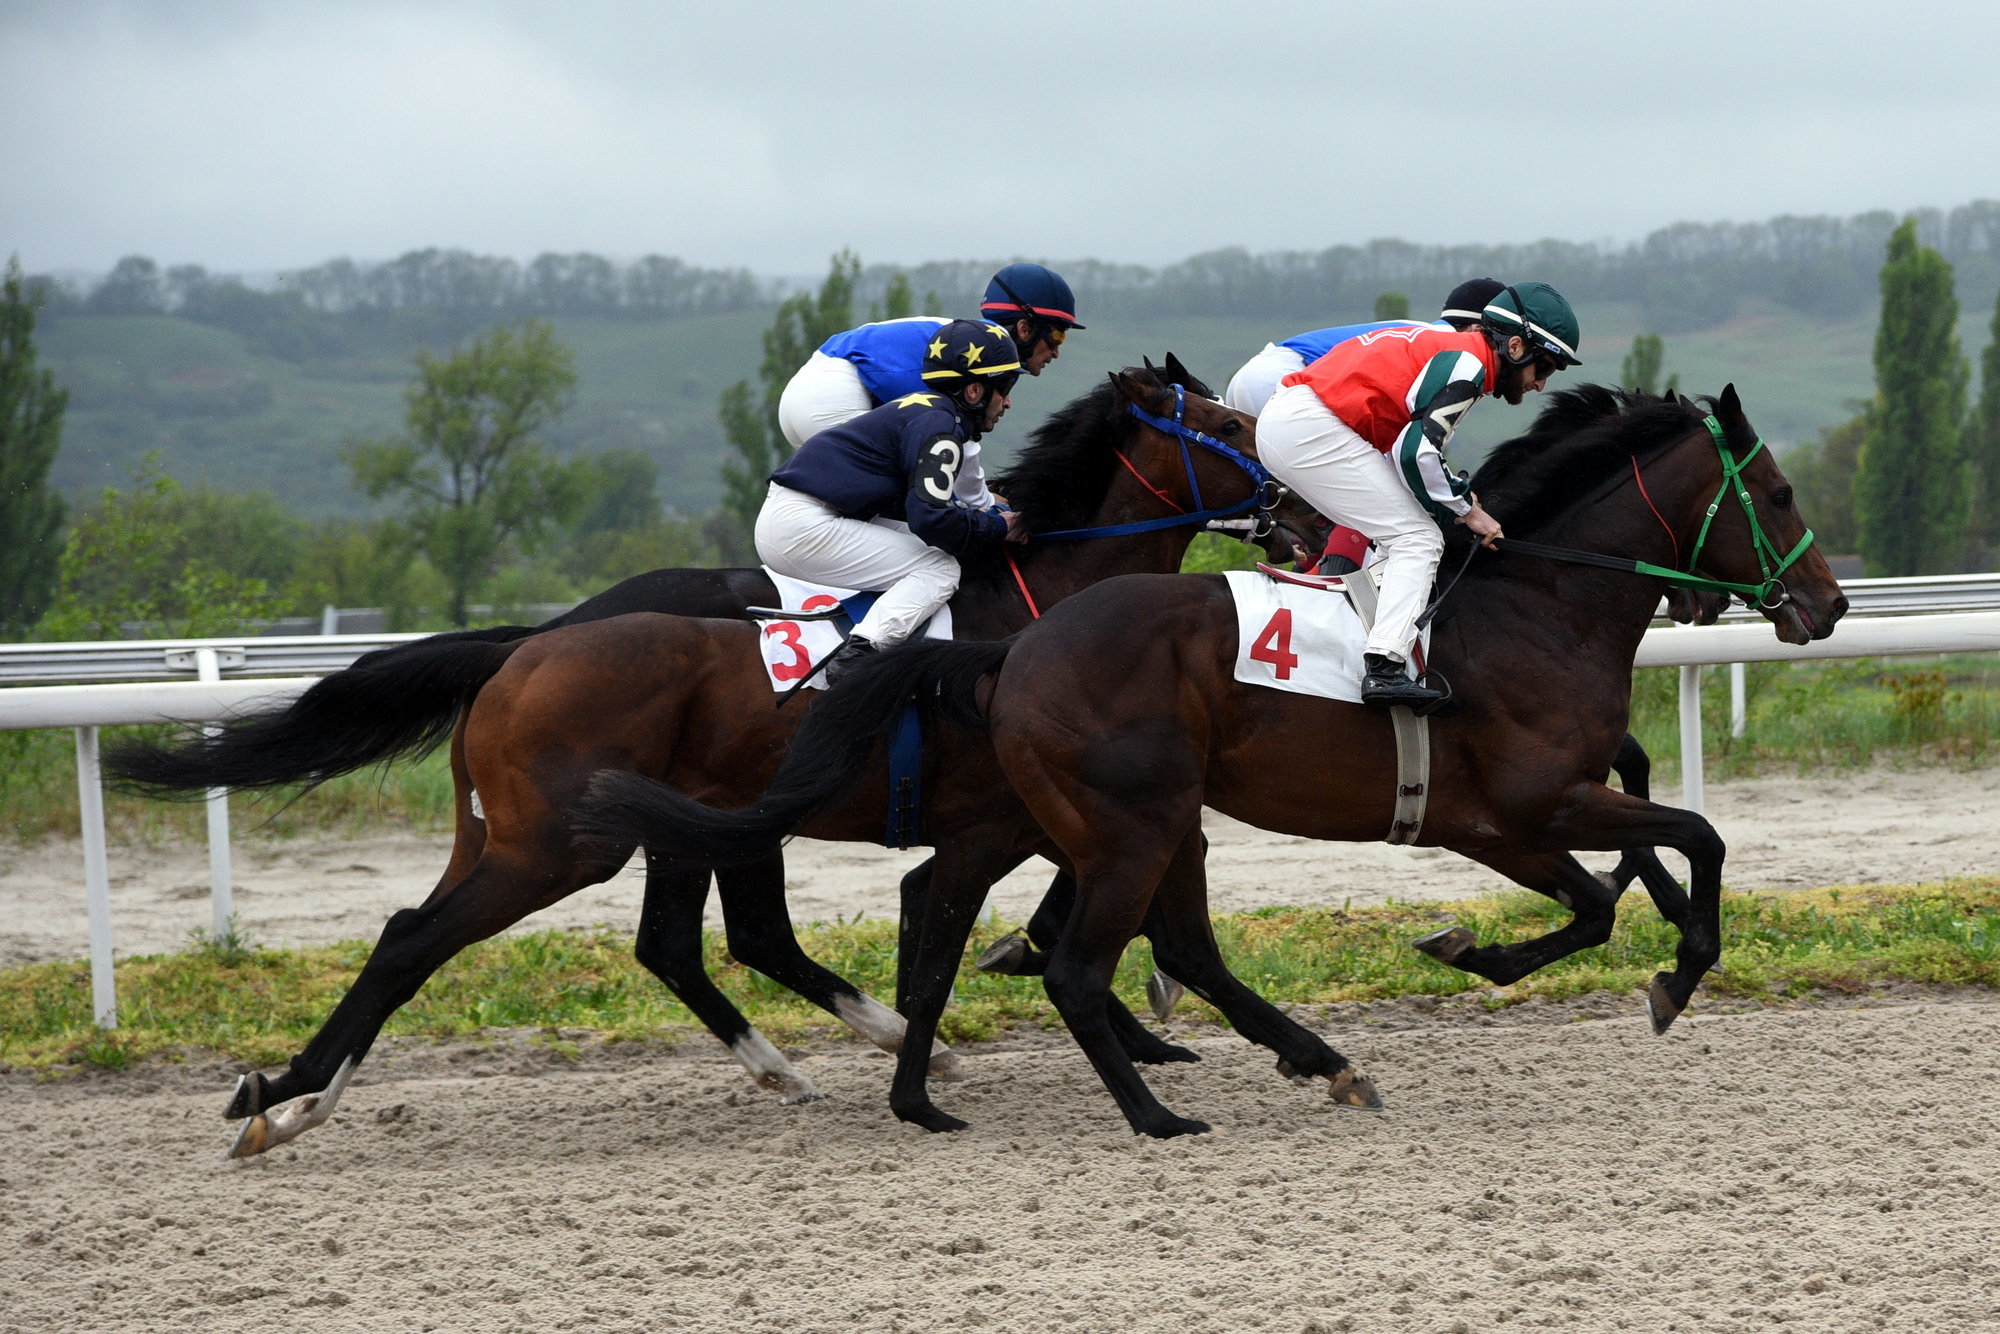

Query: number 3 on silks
left=766, top=594, right=841, bottom=682
left=1249, top=608, right=1299, bottom=680
left=915, top=437, right=961, bottom=502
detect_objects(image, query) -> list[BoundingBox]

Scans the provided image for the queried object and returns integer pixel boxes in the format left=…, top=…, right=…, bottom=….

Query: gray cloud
left=3, top=0, right=1996, bottom=275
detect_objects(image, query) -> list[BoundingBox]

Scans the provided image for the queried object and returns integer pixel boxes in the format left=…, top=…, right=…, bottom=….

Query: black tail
left=105, top=626, right=535, bottom=797
left=575, top=637, right=1011, bottom=865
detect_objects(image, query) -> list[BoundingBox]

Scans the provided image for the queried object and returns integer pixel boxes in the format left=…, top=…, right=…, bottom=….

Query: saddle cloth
left=1223, top=567, right=1428, bottom=703
left=756, top=569, right=952, bottom=692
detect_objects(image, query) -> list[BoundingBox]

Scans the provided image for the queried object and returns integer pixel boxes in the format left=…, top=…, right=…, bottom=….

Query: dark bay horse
left=114, top=366, right=1307, bottom=1154
left=582, top=384, right=1847, bottom=1138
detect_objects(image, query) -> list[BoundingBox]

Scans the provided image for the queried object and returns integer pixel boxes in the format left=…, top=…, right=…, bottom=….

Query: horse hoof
left=927, top=1050, right=968, bottom=1082
left=1325, top=1067, right=1384, bottom=1110
left=896, top=1103, right=970, bottom=1134
left=1412, top=925, right=1476, bottom=965
left=1137, top=1114, right=1211, bottom=1140
left=1145, top=971, right=1186, bottom=1022
left=974, top=932, right=1031, bottom=975
left=228, top=1114, right=273, bottom=1160
left=224, top=1070, right=268, bottom=1120
left=1646, top=973, right=1686, bottom=1035
left=224, top=1057, right=357, bottom=1160
left=780, top=1088, right=828, bottom=1107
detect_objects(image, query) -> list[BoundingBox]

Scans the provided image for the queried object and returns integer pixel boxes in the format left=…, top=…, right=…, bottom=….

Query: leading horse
left=582, top=384, right=1847, bottom=1137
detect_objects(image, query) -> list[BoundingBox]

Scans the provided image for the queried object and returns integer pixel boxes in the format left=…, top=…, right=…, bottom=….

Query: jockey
left=1223, top=278, right=1506, bottom=574
left=776, top=262, right=1083, bottom=449
left=1256, top=282, right=1582, bottom=708
left=759, top=319, right=1029, bottom=681
left=1222, top=278, right=1506, bottom=418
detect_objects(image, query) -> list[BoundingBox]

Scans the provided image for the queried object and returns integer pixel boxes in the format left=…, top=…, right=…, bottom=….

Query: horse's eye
left=1219, top=418, right=1242, bottom=438
left=1772, top=487, right=1793, bottom=510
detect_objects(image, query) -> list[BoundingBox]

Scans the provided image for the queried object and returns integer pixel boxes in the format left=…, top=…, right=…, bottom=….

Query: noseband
left=1032, top=384, right=1284, bottom=542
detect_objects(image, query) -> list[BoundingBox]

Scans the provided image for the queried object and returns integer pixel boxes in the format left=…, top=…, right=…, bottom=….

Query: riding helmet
left=1438, top=277, right=1506, bottom=328
left=981, top=263, right=1085, bottom=330
left=920, top=319, right=1025, bottom=396
left=1482, top=282, right=1583, bottom=367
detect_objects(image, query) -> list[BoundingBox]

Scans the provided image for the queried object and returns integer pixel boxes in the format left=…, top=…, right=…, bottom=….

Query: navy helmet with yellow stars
left=919, top=319, right=1023, bottom=400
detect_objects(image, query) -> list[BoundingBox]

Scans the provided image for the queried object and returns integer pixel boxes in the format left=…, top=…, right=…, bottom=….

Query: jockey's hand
left=1457, top=503, right=1503, bottom=550
left=1004, top=509, right=1030, bottom=543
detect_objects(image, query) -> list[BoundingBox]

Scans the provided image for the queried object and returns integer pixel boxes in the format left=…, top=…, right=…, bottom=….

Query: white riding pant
left=778, top=353, right=874, bottom=449
left=776, top=352, right=994, bottom=507
left=1223, top=343, right=1308, bottom=417
left=755, top=483, right=960, bottom=648
left=1257, top=384, right=1444, bottom=663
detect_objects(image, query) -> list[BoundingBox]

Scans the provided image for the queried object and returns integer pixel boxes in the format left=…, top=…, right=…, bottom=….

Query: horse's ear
left=1142, top=355, right=1159, bottom=373
left=1718, top=382, right=1744, bottom=424
left=1163, top=351, right=1192, bottom=385
left=1109, top=369, right=1156, bottom=408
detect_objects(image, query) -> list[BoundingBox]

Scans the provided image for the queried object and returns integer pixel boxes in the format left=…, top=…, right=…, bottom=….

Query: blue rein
left=1032, top=383, right=1280, bottom=542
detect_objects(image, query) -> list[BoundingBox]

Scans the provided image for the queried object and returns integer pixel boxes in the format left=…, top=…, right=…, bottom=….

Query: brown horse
left=582, top=384, right=1847, bottom=1138
left=117, top=365, right=1311, bottom=1155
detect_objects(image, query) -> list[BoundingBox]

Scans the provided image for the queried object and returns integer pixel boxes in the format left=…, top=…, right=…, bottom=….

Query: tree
left=717, top=251, right=859, bottom=549
left=1854, top=218, right=1971, bottom=576
left=0, top=256, right=69, bottom=634
left=1781, top=407, right=1868, bottom=554
left=86, top=255, right=165, bottom=315
left=1373, top=291, right=1410, bottom=321
left=1619, top=333, right=1680, bottom=396
left=1968, top=285, right=2000, bottom=549
left=347, top=320, right=584, bottom=625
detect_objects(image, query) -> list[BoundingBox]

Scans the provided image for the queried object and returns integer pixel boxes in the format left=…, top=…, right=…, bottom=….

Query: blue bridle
left=1032, top=383, right=1283, bottom=542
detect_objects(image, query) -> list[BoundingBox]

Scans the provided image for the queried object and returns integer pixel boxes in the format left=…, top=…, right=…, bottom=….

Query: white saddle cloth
left=1223, top=568, right=1427, bottom=703
left=756, top=569, right=952, bottom=692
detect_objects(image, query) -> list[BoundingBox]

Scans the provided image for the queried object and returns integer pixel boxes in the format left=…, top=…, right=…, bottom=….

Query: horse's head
left=1674, top=384, right=1847, bottom=644
left=1109, top=364, right=1323, bottom=563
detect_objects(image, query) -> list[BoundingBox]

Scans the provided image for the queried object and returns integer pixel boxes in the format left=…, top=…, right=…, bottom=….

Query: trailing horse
left=581, top=384, right=1847, bottom=1138
left=116, top=364, right=1310, bottom=1155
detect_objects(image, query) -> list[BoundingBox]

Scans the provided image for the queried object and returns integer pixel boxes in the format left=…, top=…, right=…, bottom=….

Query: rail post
left=74, top=725, right=117, bottom=1028
left=1678, top=664, right=1705, bottom=815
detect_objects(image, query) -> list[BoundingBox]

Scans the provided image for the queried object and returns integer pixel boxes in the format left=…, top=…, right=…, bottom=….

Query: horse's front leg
left=1412, top=848, right=1621, bottom=984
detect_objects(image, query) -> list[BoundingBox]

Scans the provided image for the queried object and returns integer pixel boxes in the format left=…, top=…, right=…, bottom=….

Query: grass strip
left=4, top=878, right=1996, bottom=1074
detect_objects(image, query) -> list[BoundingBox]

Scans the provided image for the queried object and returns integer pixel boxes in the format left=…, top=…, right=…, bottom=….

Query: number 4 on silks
left=1250, top=608, right=1299, bottom=679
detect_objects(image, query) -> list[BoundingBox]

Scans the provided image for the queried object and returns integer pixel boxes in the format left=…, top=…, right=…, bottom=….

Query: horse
left=579, top=384, right=1847, bottom=1138
left=112, top=364, right=1311, bottom=1155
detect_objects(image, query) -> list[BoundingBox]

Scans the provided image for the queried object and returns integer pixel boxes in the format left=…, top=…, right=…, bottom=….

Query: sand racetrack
left=3, top=765, right=1999, bottom=1331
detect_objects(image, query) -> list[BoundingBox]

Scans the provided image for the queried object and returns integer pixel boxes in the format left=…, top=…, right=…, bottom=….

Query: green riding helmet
left=1482, top=282, right=1582, bottom=368
left=919, top=318, right=1025, bottom=398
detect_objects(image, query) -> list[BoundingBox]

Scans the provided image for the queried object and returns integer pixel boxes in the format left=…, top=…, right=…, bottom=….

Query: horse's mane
left=984, top=364, right=1201, bottom=539
left=1456, top=384, right=1707, bottom=548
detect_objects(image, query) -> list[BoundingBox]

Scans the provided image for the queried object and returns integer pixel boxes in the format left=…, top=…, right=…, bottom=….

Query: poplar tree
left=1967, top=285, right=2000, bottom=548
left=716, top=251, right=859, bottom=548
left=0, top=257, right=69, bottom=634
left=1854, top=218, right=1970, bottom=575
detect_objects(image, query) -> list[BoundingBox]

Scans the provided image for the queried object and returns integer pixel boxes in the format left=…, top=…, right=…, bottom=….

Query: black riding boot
left=1361, top=652, right=1443, bottom=709
left=823, top=635, right=880, bottom=684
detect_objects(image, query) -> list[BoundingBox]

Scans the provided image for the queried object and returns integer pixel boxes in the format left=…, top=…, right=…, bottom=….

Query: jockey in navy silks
left=757, top=319, right=1030, bottom=681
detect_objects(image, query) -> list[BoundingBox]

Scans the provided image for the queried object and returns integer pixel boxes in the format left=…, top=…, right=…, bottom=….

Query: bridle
left=1031, top=383, right=1285, bottom=542
left=1498, top=413, right=1816, bottom=611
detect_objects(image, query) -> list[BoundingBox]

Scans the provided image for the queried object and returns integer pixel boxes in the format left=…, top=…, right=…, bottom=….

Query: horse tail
left=577, top=637, right=1012, bottom=865
left=105, top=626, right=536, bottom=797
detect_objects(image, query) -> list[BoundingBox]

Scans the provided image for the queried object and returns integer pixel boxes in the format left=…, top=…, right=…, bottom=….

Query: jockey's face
left=1496, top=334, right=1554, bottom=405
left=1012, top=317, right=1062, bottom=374
left=966, top=379, right=1013, bottom=431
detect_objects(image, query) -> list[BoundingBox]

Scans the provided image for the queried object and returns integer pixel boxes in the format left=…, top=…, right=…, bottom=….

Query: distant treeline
left=33, top=199, right=2000, bottom=354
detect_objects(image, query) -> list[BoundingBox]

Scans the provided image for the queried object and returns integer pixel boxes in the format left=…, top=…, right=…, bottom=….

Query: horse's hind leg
left=631, top=854, right=820, bottom=1104
left=711, top=852, right=963, bottom=1081
left=1603, top=734, right=1693, bottom=928
left=227, top=845, right=599, bottom=1157
left=1144, top=835, right=1379, bottom=1109
left=1413, top=849, right=1620, bottom=986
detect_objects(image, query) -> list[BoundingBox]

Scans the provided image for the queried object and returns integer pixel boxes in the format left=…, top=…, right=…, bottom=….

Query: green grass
left=4, top=878, right=1995, bottom=1073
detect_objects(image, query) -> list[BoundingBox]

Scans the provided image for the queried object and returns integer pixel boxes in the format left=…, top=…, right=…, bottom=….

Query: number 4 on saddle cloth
left=1227, top=565, right=1431, bottom=704
left=749, top=569, right=950, bottom=849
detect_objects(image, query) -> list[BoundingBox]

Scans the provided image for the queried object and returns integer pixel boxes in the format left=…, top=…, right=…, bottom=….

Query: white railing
left=4, top=578, right=1999, bottom=1027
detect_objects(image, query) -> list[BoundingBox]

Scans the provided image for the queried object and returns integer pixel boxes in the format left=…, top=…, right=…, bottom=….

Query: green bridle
left=1628, top=416, right=1816, bottom=609
left=1495, top=413, right=1816, bottom=611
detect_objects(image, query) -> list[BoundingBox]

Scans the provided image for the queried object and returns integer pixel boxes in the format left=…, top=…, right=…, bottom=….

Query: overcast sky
left=3, top=0, right=1996, bottom=279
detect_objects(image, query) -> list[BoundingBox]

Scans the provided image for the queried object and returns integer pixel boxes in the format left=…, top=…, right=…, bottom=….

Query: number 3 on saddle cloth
left=1225, top=565, right=1429, bottom=702
left=754, top=569, right=952, bottom=849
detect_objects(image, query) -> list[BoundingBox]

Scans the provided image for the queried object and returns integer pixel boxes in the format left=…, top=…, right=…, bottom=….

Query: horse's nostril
left=1832, top=595, right=1850, bottom=620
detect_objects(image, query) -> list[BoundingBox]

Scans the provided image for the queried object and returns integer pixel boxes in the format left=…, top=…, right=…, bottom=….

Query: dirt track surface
left=5, top=765, right=1999, bottom=968
left=2, top=992, right=1996, bottom=1332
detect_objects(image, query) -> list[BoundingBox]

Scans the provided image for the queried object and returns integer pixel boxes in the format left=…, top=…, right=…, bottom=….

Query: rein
left=1031, top=384, right=1280, bottom=542
left=1497, top=414, right=1815, bottom=610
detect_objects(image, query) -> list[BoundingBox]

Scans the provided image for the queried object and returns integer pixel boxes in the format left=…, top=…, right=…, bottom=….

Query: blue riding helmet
left=981, top=263, right=1084, bottom=331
